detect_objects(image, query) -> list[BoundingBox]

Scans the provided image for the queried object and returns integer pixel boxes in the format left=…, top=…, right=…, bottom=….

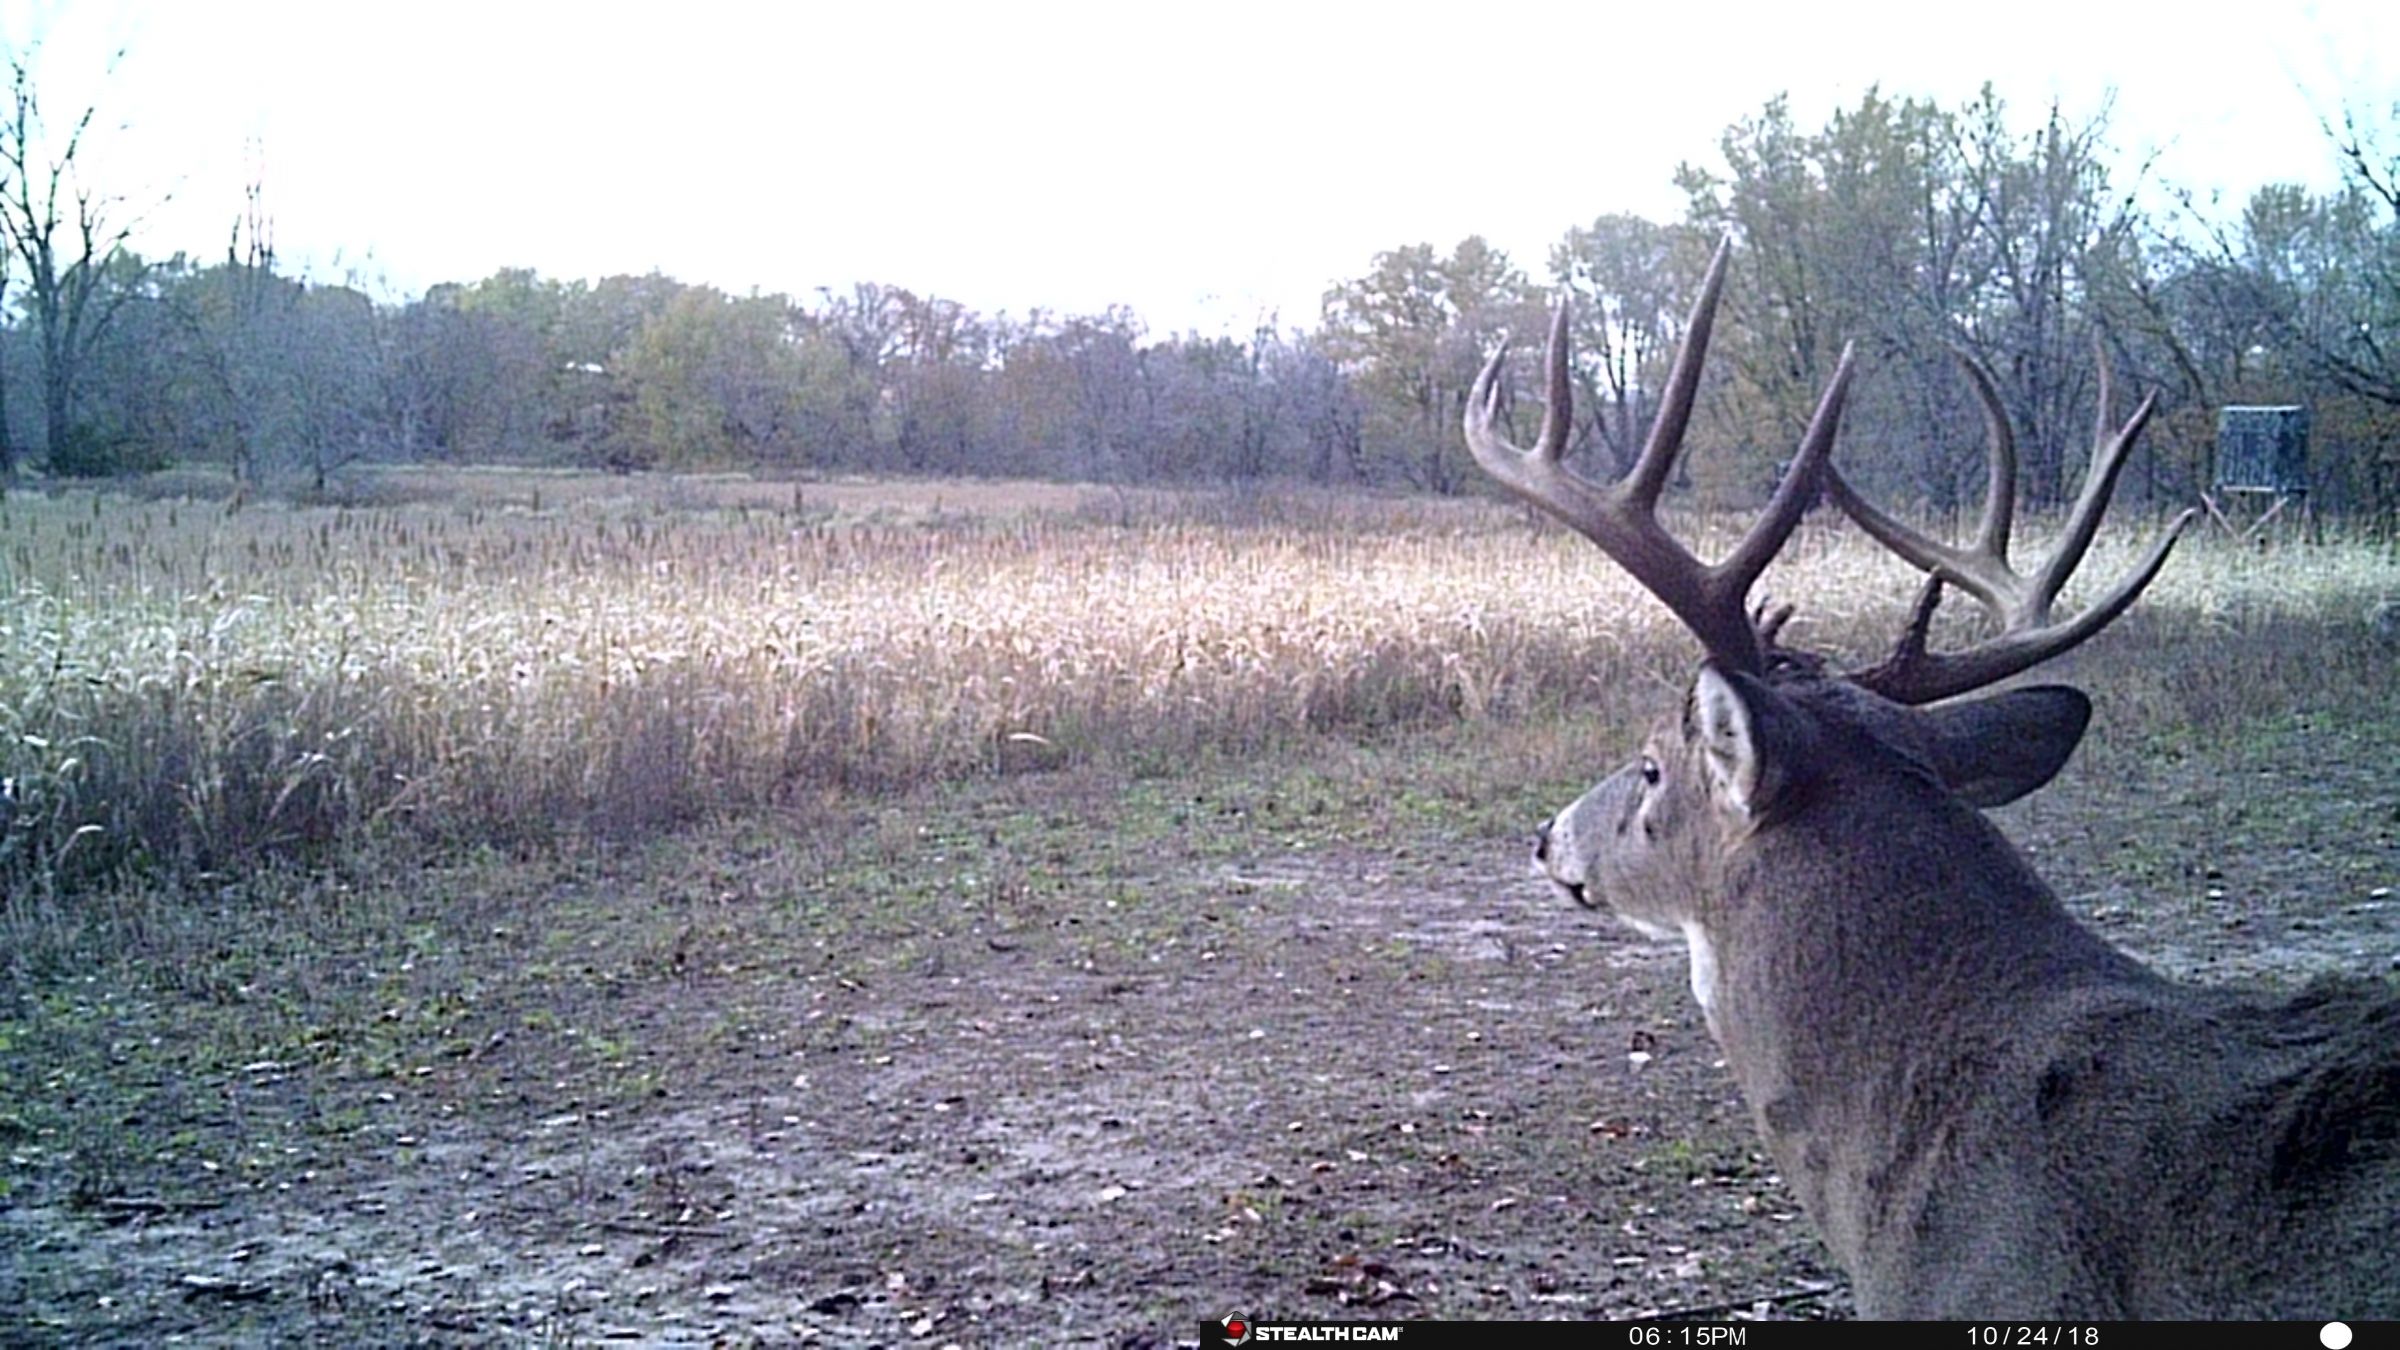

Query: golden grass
left=2, top=473, right=2393, bottom=896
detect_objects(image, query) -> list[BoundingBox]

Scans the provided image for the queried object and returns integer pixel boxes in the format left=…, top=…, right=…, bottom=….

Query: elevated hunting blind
left=2206, top=405, right=2311, bottom=542
left=2215, top=405, right=2309, bottom=494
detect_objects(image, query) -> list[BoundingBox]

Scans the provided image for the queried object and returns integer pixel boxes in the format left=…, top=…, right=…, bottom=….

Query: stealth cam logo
left=1215, top=1312, right=1252, bottom=1346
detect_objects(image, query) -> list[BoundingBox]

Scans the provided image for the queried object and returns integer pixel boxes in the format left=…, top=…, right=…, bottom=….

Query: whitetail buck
left=1466, top=241, right=2400, bottom=1319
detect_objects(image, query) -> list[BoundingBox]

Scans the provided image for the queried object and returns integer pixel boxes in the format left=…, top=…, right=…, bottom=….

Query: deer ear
left=1915, top=685, right=2092, bottom=807
left=1692, top=665, right=1815, bottom=824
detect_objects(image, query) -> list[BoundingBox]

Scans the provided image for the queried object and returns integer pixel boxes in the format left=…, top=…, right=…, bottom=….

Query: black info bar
left=1197, top=1319, right=2387, bottom=1350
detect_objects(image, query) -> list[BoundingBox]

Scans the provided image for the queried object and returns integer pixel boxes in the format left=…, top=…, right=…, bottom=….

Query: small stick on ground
left=88, top=1196, right=227, bottom=1217
left=597, top=1219, right=735, bottom=1239
left=1631, top=1281, right=1841, bottom=1321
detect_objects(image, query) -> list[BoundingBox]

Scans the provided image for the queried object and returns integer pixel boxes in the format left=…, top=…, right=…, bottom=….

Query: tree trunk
left=0, top=348, right=14, bottom=490
left=42, top=350, right=68, bottom=468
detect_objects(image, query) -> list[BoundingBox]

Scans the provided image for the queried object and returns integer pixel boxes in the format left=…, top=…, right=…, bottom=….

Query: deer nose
left=1533, top=820, right=1553, bottom=864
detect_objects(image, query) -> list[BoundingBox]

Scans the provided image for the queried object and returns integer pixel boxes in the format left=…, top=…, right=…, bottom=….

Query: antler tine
left=2029, top=387, right=2159, bottom=612
left=1536, top=300, right=1574, bottom=463
left=1834, top=345, right=2194, bottom=705
left=1469, top=301, right=1574, bottom=463
left=2089, top=330, right=2113, bottom=481
left=1464, top=239, right=1851, bottom=677
left=1852, top=512, right=2194, bottom=702
left=1959, top=348, right=2017, bottom=563
left=1820, top=348, right=2017, bottom=617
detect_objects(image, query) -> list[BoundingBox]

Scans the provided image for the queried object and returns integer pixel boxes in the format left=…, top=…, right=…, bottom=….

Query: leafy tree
left=1263, top=329, right=1362, bottom=485
left=794, top=282, right=912, bottom=468
left=885, top=290, right=992, bottom=475
left=1143, top=333, right=1267, bottom=482
left=2267, top=106, right=2400, bottom=411
left=47, top=247, right=165, bottom=475
left=1959, top=92, right=2150, bottom=505
left=617, top=286, right=804, bottom=469
left=994, top=307, right=1147, bottom=483
left=148, top=239, right=383, bottom=489
left=1322, top=237, right=1536, bottom=492
left=384, top=276, right=556, bottom=462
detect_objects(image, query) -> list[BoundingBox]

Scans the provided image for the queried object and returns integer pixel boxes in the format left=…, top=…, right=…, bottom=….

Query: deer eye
left=1639, top=756, right=1662, bottom=787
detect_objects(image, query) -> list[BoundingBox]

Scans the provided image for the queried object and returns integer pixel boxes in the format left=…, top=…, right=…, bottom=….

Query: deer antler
left=1827, top=341, right=2197, bottom=704
left=1464, top=239, right=1857, bottom=675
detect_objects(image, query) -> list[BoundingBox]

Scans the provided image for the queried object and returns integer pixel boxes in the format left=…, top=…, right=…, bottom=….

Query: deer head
left=1468, top=241, right=2191, bottom=967
left=1459, top=242, right=2305, bottom=1318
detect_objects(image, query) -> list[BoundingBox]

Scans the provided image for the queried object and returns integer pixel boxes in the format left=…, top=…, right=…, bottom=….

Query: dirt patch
left=4, top=711, right=2395, bottom=1344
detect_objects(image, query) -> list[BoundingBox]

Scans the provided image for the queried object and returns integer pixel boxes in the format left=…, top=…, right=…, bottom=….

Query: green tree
left=617, top=286, right=803, bottom=469
left=2253, top=105, right=2400, bottom=411
left=1322, top=237, right=1535, bottom=492
left=794, top=282, right=911, bottom=470
left=886, top=290, right=991, bottom=475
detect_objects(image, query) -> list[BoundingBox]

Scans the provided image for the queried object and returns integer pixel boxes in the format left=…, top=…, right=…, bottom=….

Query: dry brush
left=0, top=479, right=2390, bottom=903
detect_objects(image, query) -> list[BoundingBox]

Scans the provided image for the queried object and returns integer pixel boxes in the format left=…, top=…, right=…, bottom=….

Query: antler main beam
left=1829, top=342, right=2197, bottom=704
left=1464, top=239, right=1856, bottom=675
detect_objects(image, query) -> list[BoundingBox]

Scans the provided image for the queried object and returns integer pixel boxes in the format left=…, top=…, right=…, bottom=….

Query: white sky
left=7, top=0, right=2396, bottom=336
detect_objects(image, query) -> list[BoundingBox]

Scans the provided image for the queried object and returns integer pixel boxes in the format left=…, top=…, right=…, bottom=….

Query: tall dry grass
left=2, top=475, right=2393, bottom=899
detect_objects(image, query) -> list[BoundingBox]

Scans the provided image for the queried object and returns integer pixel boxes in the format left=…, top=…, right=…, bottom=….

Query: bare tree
left=173, top=167, right=280, bottom=483
left=0, top=46, right=145, bottom=481
left=2293, top=101, right=2400, bottom=410
left=1549, top=214, right=1694, bottom=480
left=2152, top=98, right=2400, bottom=516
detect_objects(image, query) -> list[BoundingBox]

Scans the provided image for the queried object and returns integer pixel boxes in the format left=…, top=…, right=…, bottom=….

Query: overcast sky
left=8, top=0, right=2396, bottom=335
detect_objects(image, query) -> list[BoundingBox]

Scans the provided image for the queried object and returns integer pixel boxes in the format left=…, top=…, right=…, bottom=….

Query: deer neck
left=1692, top=789, right=2146, bottom=1260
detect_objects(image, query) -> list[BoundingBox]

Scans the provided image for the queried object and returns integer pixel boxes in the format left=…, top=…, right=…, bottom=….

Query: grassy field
left=1, top=468, right=2396, bottom=1341
left=5, top=468, right=2389, bottom=909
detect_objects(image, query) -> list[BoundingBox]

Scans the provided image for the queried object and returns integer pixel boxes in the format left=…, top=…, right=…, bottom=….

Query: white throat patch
left=1682, top=921, right=1721, bottom=1031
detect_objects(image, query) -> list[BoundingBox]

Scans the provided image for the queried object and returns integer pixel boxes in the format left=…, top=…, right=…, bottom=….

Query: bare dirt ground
left=4, top=709, right=2397, bottom=1346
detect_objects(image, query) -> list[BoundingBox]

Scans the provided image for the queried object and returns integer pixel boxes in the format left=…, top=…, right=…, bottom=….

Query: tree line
left=3, top=61, right=2396, bottom=518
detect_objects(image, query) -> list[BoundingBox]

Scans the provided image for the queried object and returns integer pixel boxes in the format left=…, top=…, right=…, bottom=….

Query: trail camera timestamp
left=1966, top=1327, right=2100, bottom=1346
left=1625, top=1328, right=1747, bottom=1346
